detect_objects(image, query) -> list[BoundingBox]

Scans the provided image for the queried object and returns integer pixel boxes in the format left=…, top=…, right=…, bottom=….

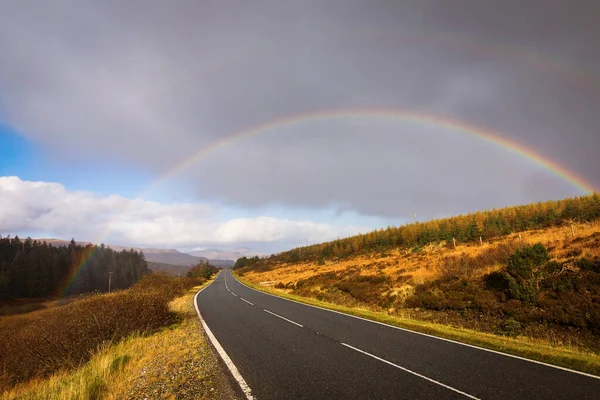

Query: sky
left=0, top=0, right=599, bottom=253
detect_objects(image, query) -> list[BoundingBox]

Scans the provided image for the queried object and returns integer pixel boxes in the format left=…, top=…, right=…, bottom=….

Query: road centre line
left=240, top=297, right=254, bottom=306
left=341, top=343, right=479, bottom=399
left=263, top=309, right=304, bottom=328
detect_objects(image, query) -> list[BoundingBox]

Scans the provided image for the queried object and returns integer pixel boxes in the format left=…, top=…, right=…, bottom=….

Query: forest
left=0, top=237, right=148, bottom=300
left=274, top=194, right=600, bottom=263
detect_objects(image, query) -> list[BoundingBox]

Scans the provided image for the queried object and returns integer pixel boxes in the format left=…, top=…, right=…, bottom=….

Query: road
left=195, top=270, right=600, bottom=399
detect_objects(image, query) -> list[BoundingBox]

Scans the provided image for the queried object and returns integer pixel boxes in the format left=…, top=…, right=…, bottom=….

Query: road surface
left=195, top=270, right=600, bottom=399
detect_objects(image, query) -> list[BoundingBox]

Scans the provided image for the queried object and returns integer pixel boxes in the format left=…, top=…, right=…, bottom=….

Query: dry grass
left=244, top=221, right=600, bottom=299
left=0, top=273, right=207, bottom=389
left=2, top=279, right=238, bottom=400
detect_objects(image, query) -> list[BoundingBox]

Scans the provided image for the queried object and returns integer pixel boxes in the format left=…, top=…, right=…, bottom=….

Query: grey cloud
left=0, top=0, right=598, bottom=219
left=188, top=119, right=581, bottom=218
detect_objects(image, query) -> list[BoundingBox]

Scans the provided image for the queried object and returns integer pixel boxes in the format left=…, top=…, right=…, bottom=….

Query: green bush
left=187, top=263, right=218, bottom=280
left=576, top=257, right=600, bottom=273
left=508, top=279, right=537, bottom=303
left=495, top=318, right=522, bottom=337
left=507, top=243, right=550, bottom=280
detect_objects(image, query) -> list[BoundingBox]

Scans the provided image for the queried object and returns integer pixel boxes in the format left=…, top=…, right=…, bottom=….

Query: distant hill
left=140, top=249, right=205, bottom=266
left=38, top=239, right=233, bottom=267
left=146, top=261, right=193, bottom=276
left=187, top=247, right=262, bottom=261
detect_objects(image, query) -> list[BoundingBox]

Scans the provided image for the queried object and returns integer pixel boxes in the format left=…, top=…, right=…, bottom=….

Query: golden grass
left=234, top=273, right=600, bottom=376
left=243, top=221, right=600, bottom=302
left=2, top=278, right=235, bottom=400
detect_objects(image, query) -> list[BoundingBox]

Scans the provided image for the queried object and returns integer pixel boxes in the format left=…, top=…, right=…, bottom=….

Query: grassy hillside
left=147, top=261, right=193, bottom=276
left=235, top=195, right=600, bottom=359
left=0, top=272, right=227, bottom=396
left=2, top=278, right=237, bottom=399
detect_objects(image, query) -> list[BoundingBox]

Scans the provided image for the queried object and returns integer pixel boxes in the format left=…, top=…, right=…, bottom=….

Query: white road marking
left=231, top=292, right=238, bottom=297
left=263, top=309, right=304, bottom=327
left=240, top=297, right=254, bottom=306
left=341, top=343, right=479, bottom=399
left=230, top=272, right=600, bottom=380
left=194, top=274, right=254, bottom=399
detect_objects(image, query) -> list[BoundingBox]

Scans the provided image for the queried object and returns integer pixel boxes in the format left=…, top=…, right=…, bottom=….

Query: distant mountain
left=146, top=261, right=193, bottom=276
left=38, top=239, right=233, bottom=267
left=187, top=247, right=262, bottom=261
left=141, top=249, right=205, bottom=266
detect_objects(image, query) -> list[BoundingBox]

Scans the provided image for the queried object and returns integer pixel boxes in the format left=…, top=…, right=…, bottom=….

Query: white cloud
left=0, top=176, right=362, bottom=249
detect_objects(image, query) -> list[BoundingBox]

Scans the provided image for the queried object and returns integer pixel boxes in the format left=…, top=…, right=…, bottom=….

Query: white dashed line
left=341, top=343, right=479, bottom=399
left=231, top=292, right=238, bottom=297
left=263, top=309, right=304, bottom=327
left=240, top=297, right=254, bottom=306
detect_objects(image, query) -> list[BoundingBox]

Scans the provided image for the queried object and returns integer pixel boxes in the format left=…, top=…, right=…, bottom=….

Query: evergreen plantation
left=0, top=237, right=148, bottom=300
left=275, top=194, right=600, bottom=263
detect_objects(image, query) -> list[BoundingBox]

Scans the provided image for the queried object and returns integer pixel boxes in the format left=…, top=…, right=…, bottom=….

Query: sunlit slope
left=237, top=194, right=600, bottom=351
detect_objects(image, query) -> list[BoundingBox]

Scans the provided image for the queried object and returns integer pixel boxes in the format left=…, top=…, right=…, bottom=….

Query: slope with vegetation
left=235, top=195, right=600, bottom=363
left=1, top=268, right=236, bottom=399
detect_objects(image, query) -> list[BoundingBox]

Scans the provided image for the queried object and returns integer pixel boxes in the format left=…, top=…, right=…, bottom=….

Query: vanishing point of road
left=195, top=270, right=600, bottom=399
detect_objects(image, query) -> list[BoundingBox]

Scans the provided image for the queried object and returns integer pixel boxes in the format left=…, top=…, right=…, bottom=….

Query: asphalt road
left=196, top=270, right=600, bottom=399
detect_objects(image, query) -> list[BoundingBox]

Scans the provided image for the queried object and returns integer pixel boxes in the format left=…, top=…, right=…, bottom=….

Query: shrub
left=508, top=279, right=537, bottom=303
left=507, top=243, right=550, bottom=280
left=576, top=257, right=600, bottom=273
left=495, top=318, right=522, bottom=337
left=187, top=263, right=219, bottom=280
left=484, top=271, right=511, bottom=292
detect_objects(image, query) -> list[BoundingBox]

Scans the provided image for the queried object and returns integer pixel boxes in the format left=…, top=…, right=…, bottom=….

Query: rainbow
left=59, top=109, right=597, bottom=296
left=152, top=109, right=595, bottom=193
left=58, top=243, right=98, bottom=297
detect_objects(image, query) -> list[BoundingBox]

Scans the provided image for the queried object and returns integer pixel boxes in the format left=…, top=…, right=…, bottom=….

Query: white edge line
left=341, top=343, right=479, bottom=399
left=194, top=273, right=255, bottom=400
left=231, top=271, right=600, bottom=380
left=263, top=309, right=304, bottom=328
left=240, top=297, right=254, bottom=306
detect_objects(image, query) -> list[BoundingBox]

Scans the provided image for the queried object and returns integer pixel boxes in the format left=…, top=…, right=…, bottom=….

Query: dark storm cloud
left=0, top=0, right=598, bottom=218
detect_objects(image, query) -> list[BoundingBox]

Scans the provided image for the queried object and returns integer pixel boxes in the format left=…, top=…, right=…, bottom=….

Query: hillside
left=1, top=273, right=238, bottom=398
left=236, top=194, right=600, bottom=352
left=146, top=261, right=193, bottom=276
left=188, top=247, right=261, bottom=261
left=39, top=239, right=234, bottom=266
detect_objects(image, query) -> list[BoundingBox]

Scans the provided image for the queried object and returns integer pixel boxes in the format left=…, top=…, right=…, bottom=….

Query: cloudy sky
left=1, top=0, right=598, bottom=253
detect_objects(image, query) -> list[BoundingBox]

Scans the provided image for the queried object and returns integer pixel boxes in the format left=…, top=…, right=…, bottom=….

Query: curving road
left=196, top=270, right=600, bottom=399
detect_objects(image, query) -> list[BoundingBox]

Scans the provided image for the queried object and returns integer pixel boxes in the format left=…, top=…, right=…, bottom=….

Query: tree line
left=233, top=256, right=261, bottom=270
left=0, top=237, right=148, bottom=300
left=272, top=194, right=600, bottom=264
